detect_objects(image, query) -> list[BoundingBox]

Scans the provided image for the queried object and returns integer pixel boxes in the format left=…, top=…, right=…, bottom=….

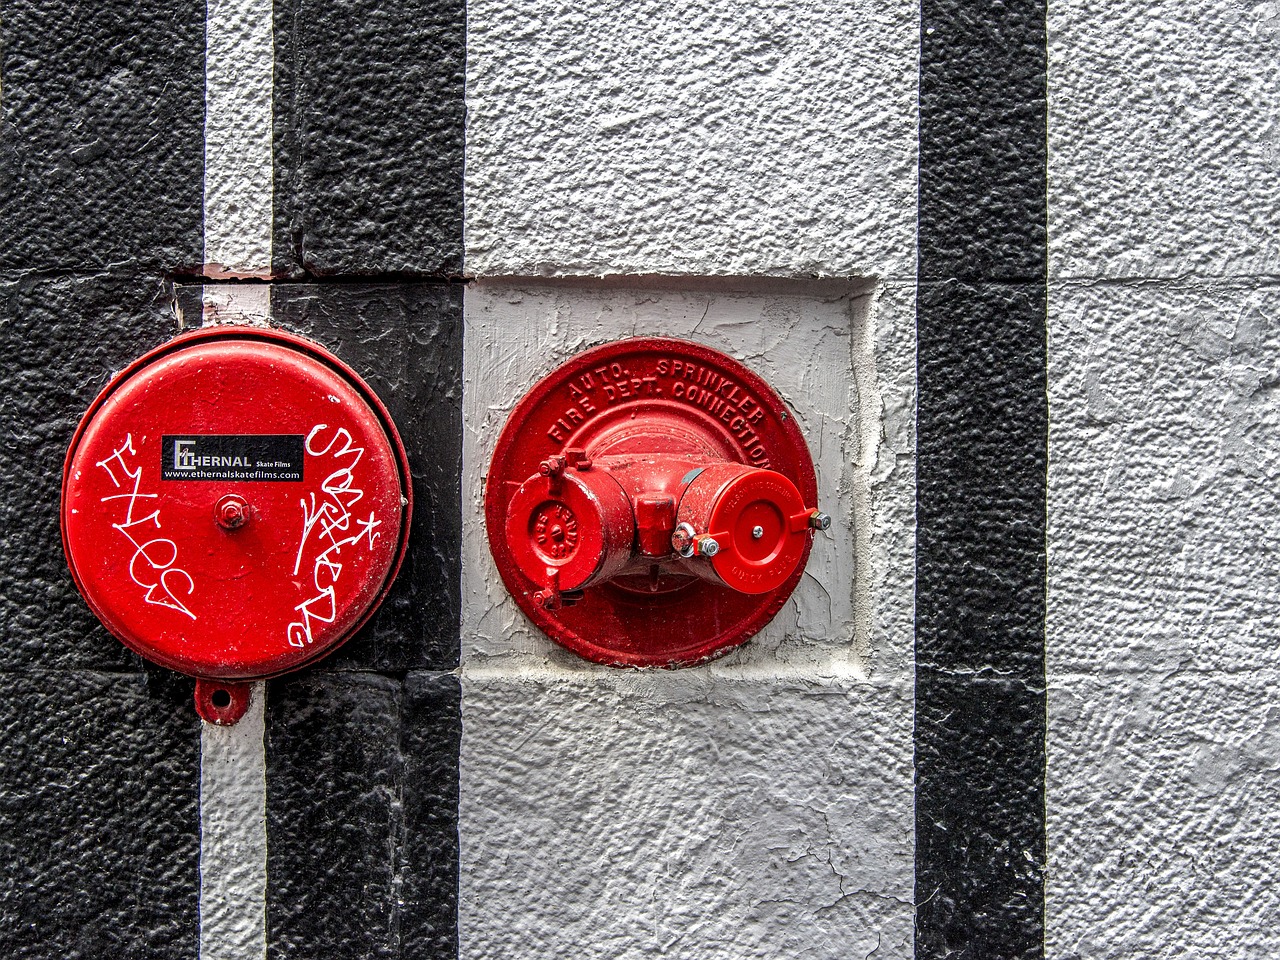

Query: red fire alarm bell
left=485, top=338, right=828, bottom=667
left=61, top=327, right=412, bottom=724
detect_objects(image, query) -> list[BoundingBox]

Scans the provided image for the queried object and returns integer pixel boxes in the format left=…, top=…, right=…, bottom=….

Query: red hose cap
left=681, top=466, right=811, bottom=595
left=504, top=464, right=633, bottom=595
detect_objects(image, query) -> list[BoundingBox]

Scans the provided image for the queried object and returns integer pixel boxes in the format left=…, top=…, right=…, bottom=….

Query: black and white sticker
left=161, top=435, right=305, bottom=482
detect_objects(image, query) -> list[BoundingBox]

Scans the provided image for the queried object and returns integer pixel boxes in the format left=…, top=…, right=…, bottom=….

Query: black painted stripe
left=272, top=0, right=465, bottom=277
left=262, top=213, right=463, bottom=960
left=915, top=0, right=1048, bottom=954
left=267, top=283, right=464, bottom=673
left=264, top=672, right=461, bottom=960
left=266, top=0, right=468, bottom=940
left=266, top=0, right=467, bottom=947
left=262, top=284, right=463, bottom=958
left=0, top=1, right=206, bottom=956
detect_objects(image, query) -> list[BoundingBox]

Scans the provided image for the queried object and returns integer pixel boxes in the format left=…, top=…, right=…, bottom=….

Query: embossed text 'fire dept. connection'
left=162, top=435, right=305, bottom=481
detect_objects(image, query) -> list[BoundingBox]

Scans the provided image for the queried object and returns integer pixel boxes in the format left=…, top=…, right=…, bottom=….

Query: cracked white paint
left=200, top=682, right=267, bottom=960
left=459, top=277, right=916, bottom=958
left=204, top=0, right=274, bottom=276
left=198, top=283, right=273, bottom=330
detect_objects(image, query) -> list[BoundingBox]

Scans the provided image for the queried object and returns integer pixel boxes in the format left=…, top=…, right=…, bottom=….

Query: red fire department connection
left=485, top=338, right=828, bottom=667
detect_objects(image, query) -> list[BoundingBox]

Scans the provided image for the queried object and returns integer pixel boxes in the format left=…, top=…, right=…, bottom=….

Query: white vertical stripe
left=199, top=682, right=268, bottom=960
left=196, top=283, right=273, bottom=958
left=201, top=0, right=276, bottom=946
left=204, top=0, right=274, bottom=276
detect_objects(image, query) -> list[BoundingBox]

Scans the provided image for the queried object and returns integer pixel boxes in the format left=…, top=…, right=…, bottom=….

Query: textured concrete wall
left=465, top=0, right=918, bottom=279
left=461, top=0, right=919, bottom=950
left=1047, top=0, right=1280, bottom=955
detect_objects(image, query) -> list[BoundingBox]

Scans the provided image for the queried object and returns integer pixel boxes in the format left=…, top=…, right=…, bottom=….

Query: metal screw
left=695, top=535, right=720, bottom=558
left=216, top=495, right=250, bottom=531
left=539, top=456, right=567, bottom=478
left=808, top=511, right=831, bottom=531
left=671, top=522, right=696, bottom=557
left=751, top=525, right=765, bottom=540
left=532, top=589, right=561, bottom=611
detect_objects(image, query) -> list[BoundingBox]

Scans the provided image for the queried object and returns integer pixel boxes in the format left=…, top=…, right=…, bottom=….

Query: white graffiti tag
left=287, top=425, right=383, bottom=648
left=96, top=435, right=197, bottom=619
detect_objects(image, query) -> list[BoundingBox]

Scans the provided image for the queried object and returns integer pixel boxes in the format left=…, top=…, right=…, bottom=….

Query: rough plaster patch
left=863, top=280, right=916, bottom=683
left=204, top=0, right=274, bottom=276
left=461, top=277, right=915, bottom=679
left=459, top=277, right=916, bottom=958
left=1048, top=279, right=1280, bottom=677
left=200, top=682, right=267, bottom=960
left=459, top=675, right=914, bottom=960
left=1048, top=670, right=1280, bottom=959
left=464, top=0, right=918, bottom=278
left=196, top=283, right=273, bottom=329
left=1048, top=0, right=1280, bottom=278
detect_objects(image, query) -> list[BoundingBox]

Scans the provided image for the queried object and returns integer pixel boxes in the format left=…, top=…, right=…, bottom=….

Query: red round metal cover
left=486, top=337, right=819, bottom=667
left=61, top=327, right=412, bottom=680
left=504, top=468, right=633, bottom=594
left=689, top=465, right=811, bottom=595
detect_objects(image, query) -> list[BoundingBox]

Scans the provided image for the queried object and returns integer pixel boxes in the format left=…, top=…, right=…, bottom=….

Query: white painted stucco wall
left=1047, top=0, right=1280, bottom=954
left=464, top=0, right=918, bottom=280
left=461, top=0, right=919, bottom=954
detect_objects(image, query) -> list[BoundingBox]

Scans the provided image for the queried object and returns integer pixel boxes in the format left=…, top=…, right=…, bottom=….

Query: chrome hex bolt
left=539, top=456, right=567, bottom=478
left=532, top=589, right=561, bottom=611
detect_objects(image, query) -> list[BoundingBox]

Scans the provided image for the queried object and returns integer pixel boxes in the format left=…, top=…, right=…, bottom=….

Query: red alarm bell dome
left=61, top=327, right=412, bottom=722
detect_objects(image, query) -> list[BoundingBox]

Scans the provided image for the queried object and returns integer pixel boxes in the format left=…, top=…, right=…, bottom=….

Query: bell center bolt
left=485, top=338, right=831, bottom=668
left=215, top=493, right=251, bottom=531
